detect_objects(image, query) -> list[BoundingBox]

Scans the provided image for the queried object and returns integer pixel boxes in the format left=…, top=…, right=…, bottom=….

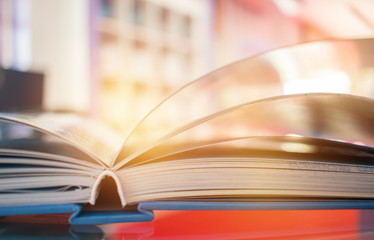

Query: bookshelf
left=95, top=0, right=211, bottom=134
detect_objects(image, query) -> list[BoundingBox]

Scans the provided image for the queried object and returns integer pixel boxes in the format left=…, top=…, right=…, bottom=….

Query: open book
left=2, top=38, right=374, bottom=225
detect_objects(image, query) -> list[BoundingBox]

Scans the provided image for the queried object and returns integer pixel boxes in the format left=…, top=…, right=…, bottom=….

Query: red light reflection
left=107, top=209, right=365, bottom=240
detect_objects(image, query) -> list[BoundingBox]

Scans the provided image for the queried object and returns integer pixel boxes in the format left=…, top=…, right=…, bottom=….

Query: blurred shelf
left=94, top=0, right=210, bottom=133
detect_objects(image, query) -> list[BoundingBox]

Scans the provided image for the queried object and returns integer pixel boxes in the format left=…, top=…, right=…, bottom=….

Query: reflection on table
left=2, top=209, right=374, bottom=239
left=105, top=209, right=374, bottom=240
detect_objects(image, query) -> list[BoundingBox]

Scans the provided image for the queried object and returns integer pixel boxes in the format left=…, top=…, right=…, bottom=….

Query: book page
left=118, top=160, right=374, bottom=204
left=122, top=135, right=374, bottom=168
left=115, top=93, right=374, bottom=169
left=0, top=113, right=124, bottom=167
left=116, top=102, right=374, bottom=204
left=114, top=38, right=374, bottom=167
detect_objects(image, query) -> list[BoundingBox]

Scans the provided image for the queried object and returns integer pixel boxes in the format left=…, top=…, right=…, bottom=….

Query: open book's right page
left=114, top=38, right=374, bottom=169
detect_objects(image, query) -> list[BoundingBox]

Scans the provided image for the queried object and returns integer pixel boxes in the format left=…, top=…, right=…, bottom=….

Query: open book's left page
left=0, top=112, right=126, bottom=208
left=0, top=113, right=124, bottom=167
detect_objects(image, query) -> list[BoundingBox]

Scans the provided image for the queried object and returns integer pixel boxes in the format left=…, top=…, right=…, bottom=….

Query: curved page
left=115, top=38, right=374, bottom=167
left=115, top=93, right=374, bottom=169
left=0, top=113, right=123, bottom=167
left=122, top=136, right=374, bottom=168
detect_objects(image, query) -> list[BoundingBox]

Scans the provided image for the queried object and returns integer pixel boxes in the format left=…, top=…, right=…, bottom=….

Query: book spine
left=90, top=170, right=127, bottom=207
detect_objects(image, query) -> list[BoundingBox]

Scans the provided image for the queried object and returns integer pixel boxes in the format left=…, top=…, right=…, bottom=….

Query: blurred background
left=1, top=0, right=374, bottom=134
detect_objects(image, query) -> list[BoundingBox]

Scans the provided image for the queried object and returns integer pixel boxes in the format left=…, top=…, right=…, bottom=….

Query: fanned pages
left=116, top=38, right=374, bottom=166
left=2, top=38, right=374, bottom=224
left=114, top=93, right=374, bottom=169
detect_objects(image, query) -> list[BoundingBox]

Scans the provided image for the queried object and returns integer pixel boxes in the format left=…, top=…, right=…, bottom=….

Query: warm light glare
left=286, top=134, right=303, bottom=137
left=281, top=142, right=316, bottom=153
left=283, top=71, right=351, bottom=94
left=273, top=0, right=301, bottom=17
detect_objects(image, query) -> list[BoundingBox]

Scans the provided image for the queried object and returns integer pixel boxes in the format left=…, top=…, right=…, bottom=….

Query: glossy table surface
left=2, top=209, right=374, bottom=239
